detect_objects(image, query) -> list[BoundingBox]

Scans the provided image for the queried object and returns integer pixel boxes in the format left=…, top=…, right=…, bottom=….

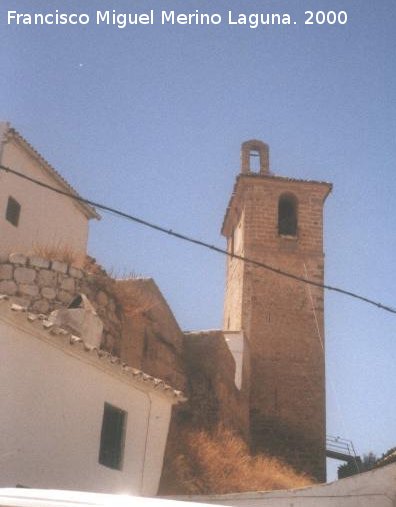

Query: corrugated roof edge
left=0, top=295, right=186, bottom=403
left=3, top=123, right=100, bottom=220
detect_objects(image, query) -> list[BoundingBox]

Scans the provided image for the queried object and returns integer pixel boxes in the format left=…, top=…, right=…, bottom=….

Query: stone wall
left=0, top=253, right=122, bottom=355
left=115, top=278, right=187, bottom=392
left=179, top=331, right=249, bottom=437
left=160, top=330, right=251, bottom=494
left=0, top=253, right=188, bottom=383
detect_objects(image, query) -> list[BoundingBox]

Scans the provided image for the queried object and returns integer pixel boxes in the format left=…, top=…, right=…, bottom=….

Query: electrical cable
left=0, top=163, right=395, bottom=315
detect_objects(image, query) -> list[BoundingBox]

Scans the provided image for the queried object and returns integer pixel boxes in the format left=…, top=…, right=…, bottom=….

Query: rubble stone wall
left=0, top=253, right=122, bottom=355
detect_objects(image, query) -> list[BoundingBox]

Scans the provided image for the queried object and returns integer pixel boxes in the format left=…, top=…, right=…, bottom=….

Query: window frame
left=5, top=196, right=21, bottom=227
left=98, top=402, right=127, bottom=470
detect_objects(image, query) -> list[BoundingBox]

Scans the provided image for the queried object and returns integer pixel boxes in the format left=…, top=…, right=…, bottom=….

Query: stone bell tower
left=222, top=140, right=332, bottom=481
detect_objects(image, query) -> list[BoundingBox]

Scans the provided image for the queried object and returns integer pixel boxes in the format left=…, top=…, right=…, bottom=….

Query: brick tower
left=222, top=140, right=332, bottom=481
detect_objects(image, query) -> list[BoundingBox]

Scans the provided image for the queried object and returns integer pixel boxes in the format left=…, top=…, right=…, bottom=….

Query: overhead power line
left=0, top=163, right=395, bottom=315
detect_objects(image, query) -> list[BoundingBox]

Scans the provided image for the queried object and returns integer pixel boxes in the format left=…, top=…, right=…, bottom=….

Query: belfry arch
left=241, top=139, right=269, bottom=174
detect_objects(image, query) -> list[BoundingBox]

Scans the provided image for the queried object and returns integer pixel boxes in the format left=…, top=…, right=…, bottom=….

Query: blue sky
left=1, top=0, right=395, bottom=482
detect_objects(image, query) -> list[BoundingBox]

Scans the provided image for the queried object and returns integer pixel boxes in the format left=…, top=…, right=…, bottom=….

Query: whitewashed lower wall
left=0, top=311, right=173, bottom=496
left=173, top=463, right=396, bottom=507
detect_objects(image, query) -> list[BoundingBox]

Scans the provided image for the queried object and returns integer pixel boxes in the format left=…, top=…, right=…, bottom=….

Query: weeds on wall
left=115, top=279, right=159, bottom=317
left=31, top=242, right=80, bottom=265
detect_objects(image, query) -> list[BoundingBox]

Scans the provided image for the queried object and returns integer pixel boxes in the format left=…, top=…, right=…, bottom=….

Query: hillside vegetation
left=159, top=425, right=313, bottom=495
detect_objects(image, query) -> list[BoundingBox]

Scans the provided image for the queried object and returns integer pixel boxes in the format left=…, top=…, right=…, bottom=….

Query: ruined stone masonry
left=1, top=137, right=332, bottom=487
left=161, top=140, right=331, bottom=488
left=0, top=252, right=187, bottom=393
left=0, top=253, right=123, bottom=355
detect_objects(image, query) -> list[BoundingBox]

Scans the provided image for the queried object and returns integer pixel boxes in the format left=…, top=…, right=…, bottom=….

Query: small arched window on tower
left=278, top=193, right=298, bottom=237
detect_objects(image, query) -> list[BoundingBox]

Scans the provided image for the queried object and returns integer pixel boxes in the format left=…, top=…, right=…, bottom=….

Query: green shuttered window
left=99, top=403, right=127, bottom=470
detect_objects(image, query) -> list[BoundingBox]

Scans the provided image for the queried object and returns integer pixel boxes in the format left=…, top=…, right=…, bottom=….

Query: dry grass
left=32, top=242, right=80, bottom=265
left=160, top=425, right=314, bottom=495
left=115, top=278, right=159, bottom=317
left=110, top=267, right=142, bottom=280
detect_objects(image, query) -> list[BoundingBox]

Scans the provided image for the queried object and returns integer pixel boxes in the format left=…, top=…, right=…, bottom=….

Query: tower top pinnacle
left=241, top=139, right=269, bottom=175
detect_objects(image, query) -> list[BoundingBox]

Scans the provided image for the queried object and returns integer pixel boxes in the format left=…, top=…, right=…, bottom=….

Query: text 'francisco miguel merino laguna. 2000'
left=7, top=9, right=300, bottom=29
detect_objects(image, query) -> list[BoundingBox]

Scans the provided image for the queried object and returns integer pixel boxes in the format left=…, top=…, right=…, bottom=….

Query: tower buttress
left=222, top=140, right=332, bottom=481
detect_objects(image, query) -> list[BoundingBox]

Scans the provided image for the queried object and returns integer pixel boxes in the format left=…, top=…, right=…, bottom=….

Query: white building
left=0, top=122, right=99, bottom=264
left=0, top=297, right=185, bottom=495
left=175, top=463, right=396, bottom=507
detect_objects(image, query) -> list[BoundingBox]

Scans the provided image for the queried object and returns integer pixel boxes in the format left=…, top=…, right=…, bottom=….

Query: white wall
left=176, top=463, right=396, bottom=507
left=0, top=309, right=173, bottom=496
left=223, top=331, right=244, bottom=389
left=0, top=128, right=91, bottom=263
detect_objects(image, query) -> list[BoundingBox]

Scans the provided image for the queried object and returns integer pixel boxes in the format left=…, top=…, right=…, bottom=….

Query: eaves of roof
left=0, top=295, right=186, bottom=404
left=4, top=124, right=100, bottom=220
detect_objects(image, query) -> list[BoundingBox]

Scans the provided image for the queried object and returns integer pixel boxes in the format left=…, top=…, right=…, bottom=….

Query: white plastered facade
left=0, top=123, right=98, bottom=264
left=0, top=301, right=181, bottom=496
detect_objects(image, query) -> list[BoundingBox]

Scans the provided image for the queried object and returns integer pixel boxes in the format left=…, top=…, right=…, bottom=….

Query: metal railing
left=326, top=435, right=361, bottom=470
